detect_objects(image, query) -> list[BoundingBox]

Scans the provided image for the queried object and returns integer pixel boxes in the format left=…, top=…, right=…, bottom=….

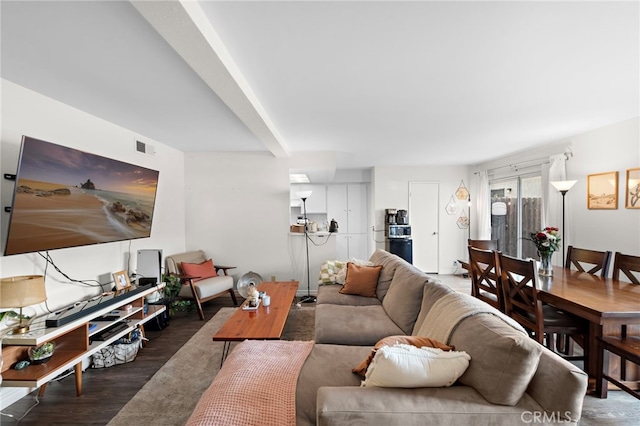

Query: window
left=490, top=174, right=542, bottom=258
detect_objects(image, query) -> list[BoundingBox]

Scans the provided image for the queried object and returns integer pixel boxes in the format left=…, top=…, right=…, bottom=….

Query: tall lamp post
left=550, top=180, right=577, bottom=266
left=296, top=190, right=316, bottom=303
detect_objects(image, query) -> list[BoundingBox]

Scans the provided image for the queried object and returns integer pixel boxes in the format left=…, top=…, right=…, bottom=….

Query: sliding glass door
left=489, top=174, right=542, bottom=259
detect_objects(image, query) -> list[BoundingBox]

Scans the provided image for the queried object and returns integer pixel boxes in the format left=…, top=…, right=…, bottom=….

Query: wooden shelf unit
left=1, top=284, right=165, bottom=394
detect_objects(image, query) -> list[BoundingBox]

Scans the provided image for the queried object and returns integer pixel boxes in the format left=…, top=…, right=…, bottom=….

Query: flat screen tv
left=4, top=136, right=159, bottom=256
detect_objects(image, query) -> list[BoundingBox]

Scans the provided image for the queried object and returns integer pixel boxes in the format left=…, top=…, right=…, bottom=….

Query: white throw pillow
left=362, top=344, right=470, bottom=388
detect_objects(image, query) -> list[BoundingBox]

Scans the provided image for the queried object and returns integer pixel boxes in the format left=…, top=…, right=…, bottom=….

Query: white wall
left=184, top=152, right=296, bottom=284
left=0, top=80, right=186, bottom=407
left=566, top=117, right=640, bottom=255
left=372, top=165, right=471, bottom=274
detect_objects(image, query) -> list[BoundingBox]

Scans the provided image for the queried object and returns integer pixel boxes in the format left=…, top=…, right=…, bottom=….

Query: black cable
left=306, top=231, right=335, bottom=247
left=38, top=251, right=104, bottom=288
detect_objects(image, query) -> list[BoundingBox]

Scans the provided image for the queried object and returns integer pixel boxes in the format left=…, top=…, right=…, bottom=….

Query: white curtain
left=475, top=171, right=491, bottom=239
left=546, top=154, right=568, bottom=265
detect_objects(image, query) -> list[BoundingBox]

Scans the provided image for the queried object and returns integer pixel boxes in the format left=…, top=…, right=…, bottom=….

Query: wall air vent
left=136, top=140, right=155, bottom=155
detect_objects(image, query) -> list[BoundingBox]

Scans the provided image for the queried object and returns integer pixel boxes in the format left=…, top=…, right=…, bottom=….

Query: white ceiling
left=2, top=1, right=638, bottom=171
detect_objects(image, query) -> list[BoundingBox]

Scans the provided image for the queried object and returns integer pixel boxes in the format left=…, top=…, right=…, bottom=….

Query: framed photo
left=626, top=168, right=640, bottom=209
left=587, top=171, right=618, bottom=210
left=113, top=270, right=131, bottom=291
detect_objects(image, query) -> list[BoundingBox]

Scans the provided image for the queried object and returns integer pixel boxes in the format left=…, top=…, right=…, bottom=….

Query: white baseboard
left=0, top=387, right=34, bottom=411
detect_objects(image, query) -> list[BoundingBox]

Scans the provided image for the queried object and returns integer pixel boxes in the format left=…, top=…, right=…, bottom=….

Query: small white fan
left=237, top=271, right=264, bottom=298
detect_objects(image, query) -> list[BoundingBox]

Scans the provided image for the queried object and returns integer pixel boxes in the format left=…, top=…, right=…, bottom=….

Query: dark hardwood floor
left=0, top=297, right=237, bottom=425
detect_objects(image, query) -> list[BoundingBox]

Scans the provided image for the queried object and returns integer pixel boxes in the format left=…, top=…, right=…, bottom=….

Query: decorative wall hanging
left=456, top=210, right=469, bottom=229
left=587, top=171, right=618, bottom=210
left=455, top=180, right=469, bottom=200
left=445, top=195, right=459, bottom=215
left=626, top=168, right=640, bottom=209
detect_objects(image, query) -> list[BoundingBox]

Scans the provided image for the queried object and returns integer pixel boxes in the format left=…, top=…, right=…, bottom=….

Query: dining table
left=536, top=265, right=640, bottom=397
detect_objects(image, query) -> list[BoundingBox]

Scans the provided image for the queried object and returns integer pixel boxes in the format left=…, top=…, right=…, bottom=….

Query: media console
left=1, top=284, right=165, bottom=396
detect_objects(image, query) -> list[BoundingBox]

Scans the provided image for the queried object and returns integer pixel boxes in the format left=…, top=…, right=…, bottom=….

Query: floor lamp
left=551, top=180, right=577, bottom=266
left=296, top=190, right=316, bottom=303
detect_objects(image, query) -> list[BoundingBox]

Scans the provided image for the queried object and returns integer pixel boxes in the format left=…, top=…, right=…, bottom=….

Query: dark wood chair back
left=468, top=247, right=504, bottom=312
left=498, top=253, right=543, bottom=343
left=565, top=246, right=612, bottom=278
left=468, top=239, right=498, bottom=251
left=612, top=252, right=640, bottom=284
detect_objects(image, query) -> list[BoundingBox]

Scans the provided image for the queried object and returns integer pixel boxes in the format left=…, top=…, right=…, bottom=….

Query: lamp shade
left=0, top=275, right=47, bottom=308
left=295, top=190, right=312, bottom=200
left=551, top=180, right=577, bottom=192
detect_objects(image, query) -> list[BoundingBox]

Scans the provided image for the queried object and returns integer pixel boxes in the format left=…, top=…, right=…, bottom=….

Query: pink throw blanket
left=186, top=340, right=314, bottom=426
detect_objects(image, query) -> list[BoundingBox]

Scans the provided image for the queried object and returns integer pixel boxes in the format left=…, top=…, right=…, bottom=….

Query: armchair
left=165, top=250, right=238, bottom=320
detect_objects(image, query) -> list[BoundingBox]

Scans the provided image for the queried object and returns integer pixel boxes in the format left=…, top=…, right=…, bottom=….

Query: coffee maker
left=396, top=210, right=409, bottom=225
left=385, top=208, right=397, bottom=225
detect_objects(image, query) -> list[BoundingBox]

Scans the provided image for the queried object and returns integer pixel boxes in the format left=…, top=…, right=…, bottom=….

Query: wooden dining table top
left=536, top=266, right=640, bottom=324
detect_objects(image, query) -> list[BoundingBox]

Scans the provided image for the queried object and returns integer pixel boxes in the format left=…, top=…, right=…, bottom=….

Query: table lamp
left=0, top=275, right=47, bottom=334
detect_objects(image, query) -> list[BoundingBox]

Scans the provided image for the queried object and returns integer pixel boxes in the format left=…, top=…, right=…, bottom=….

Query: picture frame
left=113, top=270, right=131, bottom=291
left=587, top=171, right=618, bottom=210
left=626, top=168, right=640, bottom=209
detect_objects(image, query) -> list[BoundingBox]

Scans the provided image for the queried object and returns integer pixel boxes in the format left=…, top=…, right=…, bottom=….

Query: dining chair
left=565, top=246, right=612, bottom=278
left=468, top=247, right=504, bottom=312
left=597, top=335, right=640, bottom=400
left=612, top=251, right=640, bottom=284
left=611, top=251, right=640, bottom=380
left=559, top=246, right=612, bottom=354
left=498, top=253, right=589, bottom=367
left=468, top=239, right=499, bottom=251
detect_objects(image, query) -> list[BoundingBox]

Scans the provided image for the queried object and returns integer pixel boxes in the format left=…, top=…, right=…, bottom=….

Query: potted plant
left=161, top=274, right=195, bottom=316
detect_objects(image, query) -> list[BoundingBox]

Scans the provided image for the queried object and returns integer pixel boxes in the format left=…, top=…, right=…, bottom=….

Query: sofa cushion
left=411, top=280, right=456, bottom=335
left=339, top=263, right=383, bottom=297
left=369, top=249, right=402, bottom=301
left=316, top=285, right=382, bottom=306
left=362, top=344, right=471, bottom=388
left=353, top=335, right=454, bottom=377
left=178, top=275, right=233, bottom=299
left=296, top=344, right=371, bottom=426
left=381, top=264, right=430, bottom=334
left=315, top=304, right=405, bottom=345
left=448, top=313, right=543, bottom=406
left=181, top=259, right=217, bottom=282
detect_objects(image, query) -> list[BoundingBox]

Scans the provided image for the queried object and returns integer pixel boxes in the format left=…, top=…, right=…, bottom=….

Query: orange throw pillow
left=339, top=263, right=382, bottom=298
left=352, top=336, right=454, bottom=377
left=181, top=259, right=217, bottom=282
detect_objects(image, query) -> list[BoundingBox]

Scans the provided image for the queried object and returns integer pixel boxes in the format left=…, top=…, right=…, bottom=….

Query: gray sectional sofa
left=295, top=249, right=589, bottom=425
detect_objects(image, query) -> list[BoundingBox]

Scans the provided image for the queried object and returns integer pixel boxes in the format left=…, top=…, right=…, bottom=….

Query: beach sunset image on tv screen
left=4, top=136, right=159, bottom=256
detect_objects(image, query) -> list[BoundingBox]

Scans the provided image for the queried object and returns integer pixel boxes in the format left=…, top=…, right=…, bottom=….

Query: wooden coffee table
left=213, top=281, right=299, bottom=364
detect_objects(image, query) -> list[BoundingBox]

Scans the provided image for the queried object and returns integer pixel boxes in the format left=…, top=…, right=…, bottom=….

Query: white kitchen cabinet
left=291, top=184, right=327, bottom=213
left=327, top=184, right=367, bottom=234
left=328, top=183, right=369, bottom=260
left=335, top=234, right=369, bottom=260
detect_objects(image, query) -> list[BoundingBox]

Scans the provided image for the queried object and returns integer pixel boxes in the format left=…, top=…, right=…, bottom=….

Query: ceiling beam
left=131, top=0, right=289, bottom=157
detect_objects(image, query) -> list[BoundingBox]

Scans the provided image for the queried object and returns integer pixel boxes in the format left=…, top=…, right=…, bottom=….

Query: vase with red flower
left=528, top=227, right=561, bottom=277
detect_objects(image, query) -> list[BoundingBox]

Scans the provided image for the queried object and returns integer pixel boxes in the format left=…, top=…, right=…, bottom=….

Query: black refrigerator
left=386, top=238, right=413, bottom=264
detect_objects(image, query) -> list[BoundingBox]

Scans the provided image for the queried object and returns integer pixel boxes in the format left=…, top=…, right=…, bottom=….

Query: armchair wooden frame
left=165, top=251, right=238, bottom=320
left=174, top=265, right=239, bottom=320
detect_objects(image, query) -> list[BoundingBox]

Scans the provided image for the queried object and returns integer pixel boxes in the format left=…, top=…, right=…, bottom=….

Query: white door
left=409, top=182, right=439, bottom=273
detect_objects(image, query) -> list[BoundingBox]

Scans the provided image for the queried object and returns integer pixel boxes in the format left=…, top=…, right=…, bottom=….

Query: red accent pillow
left=181, top=259, right=217, bottom=282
